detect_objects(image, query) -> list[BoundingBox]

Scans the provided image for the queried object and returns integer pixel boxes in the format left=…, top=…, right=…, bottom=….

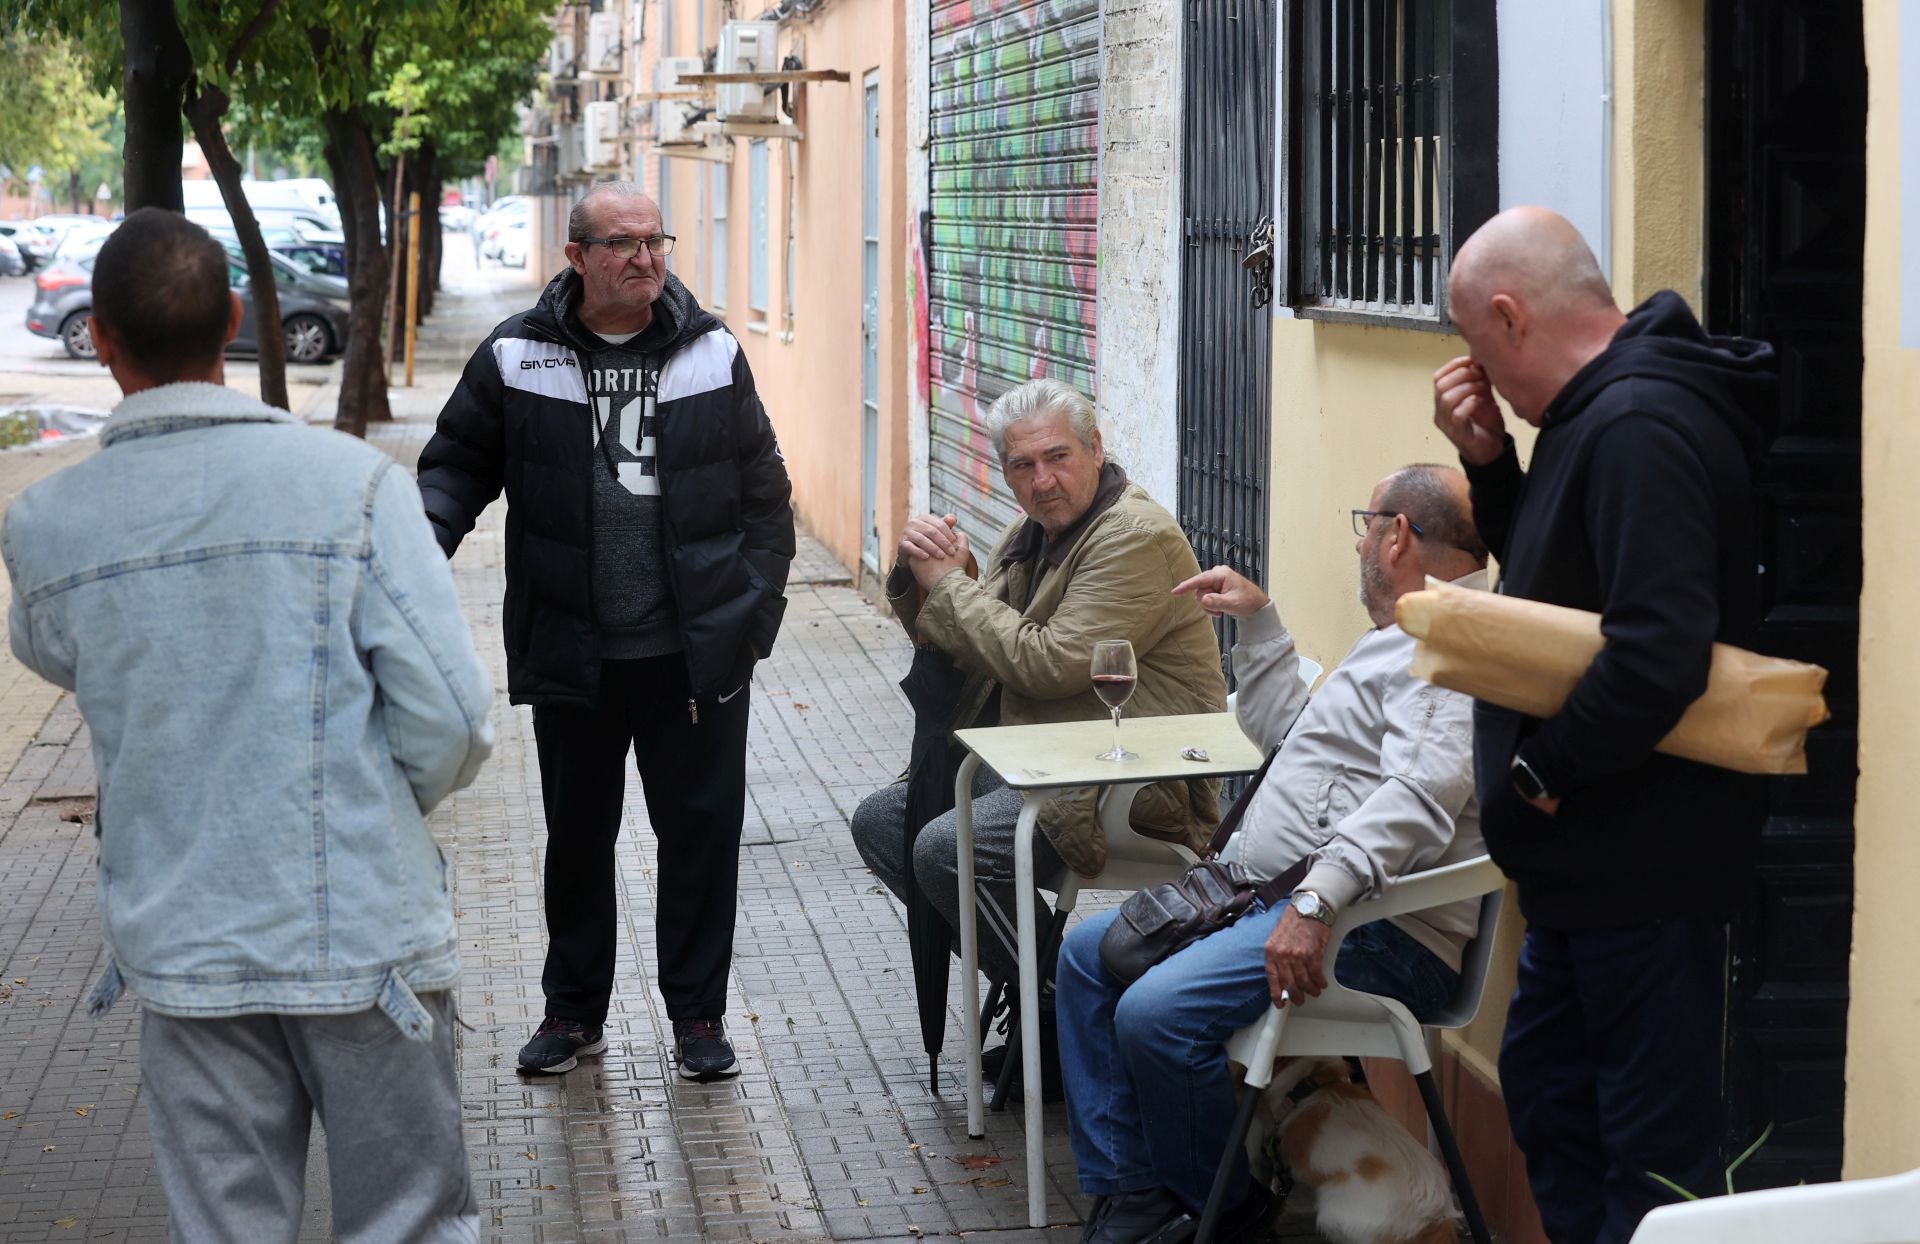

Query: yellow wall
left=1264, top=0, right=1710, bottom=1083
left=1843, top=0, right=1920, bottom=1181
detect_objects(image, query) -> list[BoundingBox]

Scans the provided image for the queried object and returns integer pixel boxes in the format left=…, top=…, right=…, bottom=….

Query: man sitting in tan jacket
left=850, top=378, right=1226, bottom=1090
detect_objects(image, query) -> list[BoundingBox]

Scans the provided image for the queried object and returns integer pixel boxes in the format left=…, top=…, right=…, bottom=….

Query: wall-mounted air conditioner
left=584, top=100, right=621, bottom=169
left=587, top=11, right=619, bottom=77
left=557, top=122, right=584, bottom=179
left=717, top=20, right=780, bottom=122
left=548, top=31, right=576, bottom=81
left=655, top=55, right=705, bottom=144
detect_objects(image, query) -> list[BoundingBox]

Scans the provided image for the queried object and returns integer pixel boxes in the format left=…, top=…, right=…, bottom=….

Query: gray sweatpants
left=139, top=991, right=478, bottom=1244
left=850, top=771, right=1069, bottom=987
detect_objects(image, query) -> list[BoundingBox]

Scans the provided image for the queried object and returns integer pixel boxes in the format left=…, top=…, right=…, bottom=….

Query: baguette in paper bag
left=1395, top=577, right=1828, bottom=776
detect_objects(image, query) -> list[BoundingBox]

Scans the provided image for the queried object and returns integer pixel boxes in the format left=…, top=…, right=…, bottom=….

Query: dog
left=1245, top=1057, right=1460, bottom=1244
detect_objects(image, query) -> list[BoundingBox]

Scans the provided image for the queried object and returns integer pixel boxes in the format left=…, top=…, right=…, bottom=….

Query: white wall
left=1497, top=0, right=1612, bottom=275
left=1094, top=0, right=1183, bottom=510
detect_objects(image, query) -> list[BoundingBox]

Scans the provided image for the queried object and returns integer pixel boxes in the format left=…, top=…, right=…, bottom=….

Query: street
left=0, top=248, right=1339, bottom=1243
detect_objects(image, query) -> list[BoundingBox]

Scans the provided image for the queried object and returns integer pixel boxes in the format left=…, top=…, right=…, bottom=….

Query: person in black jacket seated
left=418, top=183, right=795, bottom=1081
left=1432, top=206, right=1773, bottom=1244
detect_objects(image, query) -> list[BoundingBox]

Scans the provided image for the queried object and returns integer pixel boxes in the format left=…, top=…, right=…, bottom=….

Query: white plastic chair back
left=1627, top=1167, right=1920, bottom=1243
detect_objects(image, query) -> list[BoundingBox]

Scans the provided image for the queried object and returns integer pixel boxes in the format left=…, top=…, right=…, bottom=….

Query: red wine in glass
left=1090, top=640, right=1138, bottom=761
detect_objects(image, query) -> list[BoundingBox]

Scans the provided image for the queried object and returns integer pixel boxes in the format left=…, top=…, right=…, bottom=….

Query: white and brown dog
left=1245, top=1058, right=1461, bottom=1244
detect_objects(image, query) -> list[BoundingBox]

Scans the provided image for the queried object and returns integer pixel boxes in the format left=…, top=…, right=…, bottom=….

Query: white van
left=180, top=178, right=341, bottom=231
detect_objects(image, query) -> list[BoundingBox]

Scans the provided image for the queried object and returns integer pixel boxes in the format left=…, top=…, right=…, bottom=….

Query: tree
left=179, top=0, right=294, bottom=410
left=0, top=29, right=116, bottom=206
left=118, top=0, right=192, bottom=211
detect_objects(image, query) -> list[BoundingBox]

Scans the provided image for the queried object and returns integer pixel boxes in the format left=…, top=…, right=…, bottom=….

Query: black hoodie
left=1464, top=291, right=1776, bottom=929
left=418, top=268, right=795, bottom=707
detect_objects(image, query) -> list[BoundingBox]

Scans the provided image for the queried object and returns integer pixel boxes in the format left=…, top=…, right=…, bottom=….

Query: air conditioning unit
left=557, top=121, right=584, bottom=179
left=717, top=20, right=780, bottom=122
left=655, top=55, right=705, bottom=144
left=584, top=100, right=621, bottom=169
left=548, top=31, right=576, bottom=81
left=586, top=11, right=619, bottom=77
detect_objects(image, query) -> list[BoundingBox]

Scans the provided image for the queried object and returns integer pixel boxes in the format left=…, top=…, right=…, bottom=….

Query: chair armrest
left=1315, top=856, right=1505, bottom=972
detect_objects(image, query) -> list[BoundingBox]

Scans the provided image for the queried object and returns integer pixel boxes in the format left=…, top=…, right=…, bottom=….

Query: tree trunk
left=420, top=141, right=441, bottom=319
left=322, top=108, right=392, bottom=437
left=185, top=81, right=290, bottom=411
left=119, top=0, right=193, bottom=213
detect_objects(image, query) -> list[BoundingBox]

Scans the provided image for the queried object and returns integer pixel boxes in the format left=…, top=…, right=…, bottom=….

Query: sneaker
left=517, top=1016, right=606, bottom=1074
left=1083, top=1187, right=1192, bottom=1244
left=673, top=1017, right=741, bottom=1081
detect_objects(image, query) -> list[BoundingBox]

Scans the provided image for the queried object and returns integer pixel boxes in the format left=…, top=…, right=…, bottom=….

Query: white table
left=952, top=711, right=1265, bottom=1228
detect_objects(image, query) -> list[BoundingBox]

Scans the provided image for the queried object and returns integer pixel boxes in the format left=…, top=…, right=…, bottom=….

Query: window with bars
left=1284, top=0, right=1497, bottom=327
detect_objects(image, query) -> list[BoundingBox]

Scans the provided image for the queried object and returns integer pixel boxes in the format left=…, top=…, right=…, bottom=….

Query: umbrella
left=898, top=643, right=970, bottom=1095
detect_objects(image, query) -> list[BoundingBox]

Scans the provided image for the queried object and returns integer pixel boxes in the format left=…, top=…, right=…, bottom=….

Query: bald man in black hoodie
left=1432, top=207, right=1774, bottom=1244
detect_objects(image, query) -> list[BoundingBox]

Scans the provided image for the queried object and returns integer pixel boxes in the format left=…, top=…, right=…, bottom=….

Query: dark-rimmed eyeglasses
left=1351, top=509, right=1426, bottom=539
left=580, top=234, right=675, bottom=259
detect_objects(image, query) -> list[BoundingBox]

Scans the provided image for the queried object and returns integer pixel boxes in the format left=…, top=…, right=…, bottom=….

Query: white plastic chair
left=1626, top=1167, right=1920, bottom=1243
left=1193, top=854, right=1507, bottom=1244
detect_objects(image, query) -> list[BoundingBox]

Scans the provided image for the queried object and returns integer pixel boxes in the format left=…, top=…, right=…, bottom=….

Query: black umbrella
left=898, top=643, right=970, bottom=1095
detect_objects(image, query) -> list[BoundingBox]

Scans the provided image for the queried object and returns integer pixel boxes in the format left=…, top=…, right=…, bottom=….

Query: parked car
left=201, top=220, right=348, bottom=278
left=478, top=204, right=531, bottom=268
left=0, top=234, right=23, bottom=278
left=0, top=223, right=48, bottom=272
left=26, top=244, right=349, bottom=364
left=439, top=202, right=475, bottom=232
left=218, top=242, right=350, bottom=304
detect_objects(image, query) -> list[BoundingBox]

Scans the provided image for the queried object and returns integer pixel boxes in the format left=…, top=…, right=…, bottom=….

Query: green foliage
left=1647, top=1121, right=1776, bottom=1202
left=0, top=28, right=116, bottom=183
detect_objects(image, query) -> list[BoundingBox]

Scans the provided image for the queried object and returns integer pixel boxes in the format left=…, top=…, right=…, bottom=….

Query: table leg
left=955, top=753, right=984, bottom=1138
left=1013, top=792, right=1047, bottom=1228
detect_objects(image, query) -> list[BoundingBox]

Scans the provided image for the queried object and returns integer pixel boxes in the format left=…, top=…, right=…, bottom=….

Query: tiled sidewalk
left=0, top=261, right=1338, bottom=1242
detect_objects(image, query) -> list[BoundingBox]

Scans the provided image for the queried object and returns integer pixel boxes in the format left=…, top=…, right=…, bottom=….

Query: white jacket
left=1220, top=570, right=1488, bottom=971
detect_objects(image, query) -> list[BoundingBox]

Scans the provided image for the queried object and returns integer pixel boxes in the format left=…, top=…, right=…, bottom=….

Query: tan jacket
left=889, top=483, right=1228, bottom=875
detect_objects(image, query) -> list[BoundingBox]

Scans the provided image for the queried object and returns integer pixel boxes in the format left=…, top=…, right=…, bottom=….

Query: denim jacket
left=2, top=383, right=494, bottom=1037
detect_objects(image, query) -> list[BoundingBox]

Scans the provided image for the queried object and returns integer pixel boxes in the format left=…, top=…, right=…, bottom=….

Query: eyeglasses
left=580, top=234, right=676, bottom=259
left=1351, top=509, right=1426, bottom=539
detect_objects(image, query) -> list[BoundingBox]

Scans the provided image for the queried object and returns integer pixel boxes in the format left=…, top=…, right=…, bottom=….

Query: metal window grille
left=1285, top=0, right=1497, bottom=327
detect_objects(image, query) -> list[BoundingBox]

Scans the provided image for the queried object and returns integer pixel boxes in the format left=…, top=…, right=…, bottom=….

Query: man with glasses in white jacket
left=1054, top=463, right=1491, bottom=1244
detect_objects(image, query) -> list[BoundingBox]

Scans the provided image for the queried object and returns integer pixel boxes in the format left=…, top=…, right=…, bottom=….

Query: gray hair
left=568, top=180, right=653, bottom=244
left=984, top=378, right=1098, bottom=462
left=1378, top=463, right=1489, bottom=564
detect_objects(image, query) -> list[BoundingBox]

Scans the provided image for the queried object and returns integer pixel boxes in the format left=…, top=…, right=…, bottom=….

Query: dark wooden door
left=1706, top=0, right=1864, bottom=1190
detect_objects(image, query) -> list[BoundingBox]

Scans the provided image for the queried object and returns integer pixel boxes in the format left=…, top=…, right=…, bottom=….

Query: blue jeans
left=1057, top=899, right=1459, bottom=1214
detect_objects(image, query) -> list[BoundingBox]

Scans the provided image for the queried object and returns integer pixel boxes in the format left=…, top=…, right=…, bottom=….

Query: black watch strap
left=1511, top=756, right=1551, bottom=802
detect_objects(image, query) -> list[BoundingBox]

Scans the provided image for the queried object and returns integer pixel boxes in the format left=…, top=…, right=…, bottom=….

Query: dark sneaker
left=1084, top=1187, right=1193, bottom=1244
left=517, top=1015, right=606, bottom=1074
left=981, top=1012, right=1066, bottom=1103
left=673, top=1017, right=740, bottom=1081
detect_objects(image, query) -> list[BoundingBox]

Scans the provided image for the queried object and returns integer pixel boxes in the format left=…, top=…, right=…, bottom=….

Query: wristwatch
left=1292, top=890, right=1336, bottom=927
left=1511, top=755, right=1553, bottom=803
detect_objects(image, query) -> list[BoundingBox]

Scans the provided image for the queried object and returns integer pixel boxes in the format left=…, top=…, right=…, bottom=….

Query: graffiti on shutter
left=926, top=0, right=1101, bottom=546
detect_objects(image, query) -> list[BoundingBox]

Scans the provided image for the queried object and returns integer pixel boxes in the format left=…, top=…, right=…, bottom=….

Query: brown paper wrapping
left=1395, top=577, right=1829, bottom=775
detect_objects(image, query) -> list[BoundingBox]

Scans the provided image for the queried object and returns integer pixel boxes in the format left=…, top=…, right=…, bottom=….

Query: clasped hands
left=898, top=513, right=974, bottom=591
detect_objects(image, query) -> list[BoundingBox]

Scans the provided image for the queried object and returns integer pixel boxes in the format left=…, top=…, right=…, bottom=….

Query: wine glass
left=1091, top=639, right=1138, bottom=762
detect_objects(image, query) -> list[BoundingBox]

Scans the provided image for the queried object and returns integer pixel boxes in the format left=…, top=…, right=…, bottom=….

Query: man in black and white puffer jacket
left=419, top=182, right=794, bottom=1082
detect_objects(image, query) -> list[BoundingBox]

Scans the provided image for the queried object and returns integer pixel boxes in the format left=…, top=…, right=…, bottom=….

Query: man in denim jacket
left=1, top=210, right=494, bottom=1241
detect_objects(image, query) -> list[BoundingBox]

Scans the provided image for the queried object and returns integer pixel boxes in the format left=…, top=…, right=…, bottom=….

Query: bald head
left=568, top=181, right=659, bottom=243
left=1443, top=206, right=1628, bottom=426
left=1449, top=206, right=1614, bottom=320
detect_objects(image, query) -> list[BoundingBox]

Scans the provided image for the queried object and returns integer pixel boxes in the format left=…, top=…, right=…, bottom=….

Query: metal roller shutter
left=927, top=0, right=1101, bottom=545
